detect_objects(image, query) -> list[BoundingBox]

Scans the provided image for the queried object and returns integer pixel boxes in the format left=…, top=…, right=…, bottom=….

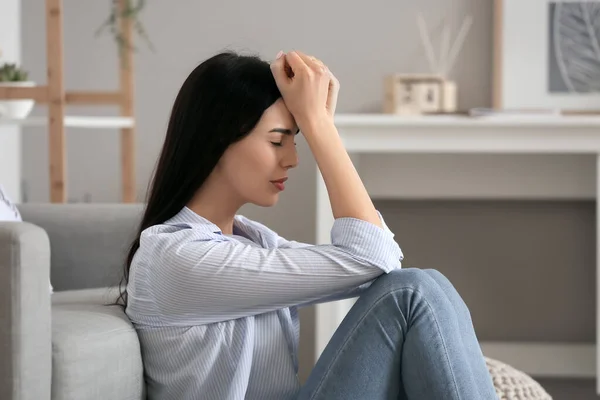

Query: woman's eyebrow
left=269, top=128, right=300, bottom=135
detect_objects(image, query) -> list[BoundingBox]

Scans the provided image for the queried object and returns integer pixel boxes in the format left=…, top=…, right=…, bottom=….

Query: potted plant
left=0, top=63, right=35, bottom=119
left=96, top=0, right=154, bottom=65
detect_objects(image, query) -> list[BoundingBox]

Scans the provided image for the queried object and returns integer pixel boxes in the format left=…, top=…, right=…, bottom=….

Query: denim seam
left=307, top=286, right=462, bottom=400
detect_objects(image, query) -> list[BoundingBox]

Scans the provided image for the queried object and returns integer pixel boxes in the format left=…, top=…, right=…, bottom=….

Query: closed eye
left=270, top=142, right=283, bottom=147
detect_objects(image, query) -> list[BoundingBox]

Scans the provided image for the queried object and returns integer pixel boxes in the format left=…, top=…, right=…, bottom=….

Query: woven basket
left=485, top=357, right=552, bottom=400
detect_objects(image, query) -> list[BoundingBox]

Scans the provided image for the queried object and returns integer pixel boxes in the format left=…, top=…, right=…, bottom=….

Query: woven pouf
left=485, top=357, right=552, bottom=399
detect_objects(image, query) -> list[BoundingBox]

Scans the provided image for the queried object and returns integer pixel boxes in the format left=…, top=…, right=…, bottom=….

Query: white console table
left=314, top=113, right=600, bottom=392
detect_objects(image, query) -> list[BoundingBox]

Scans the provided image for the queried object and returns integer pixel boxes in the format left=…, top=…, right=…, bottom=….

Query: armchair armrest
left=0, top=221, right=51, bottom=400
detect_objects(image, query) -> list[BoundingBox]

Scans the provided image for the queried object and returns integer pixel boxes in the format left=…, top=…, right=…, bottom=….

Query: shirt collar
left=165, top=206, right=251, bottom=236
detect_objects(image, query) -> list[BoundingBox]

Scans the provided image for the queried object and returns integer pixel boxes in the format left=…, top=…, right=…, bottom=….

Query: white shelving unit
left=1, top=0, right=23, bottom=202
left=0, top=0, right=136, bottom=203
left=315, top=113, right=600, bottom=389
left=333, top=114, right=600, bottom=153
left=0, top=116, right=134, bottom=129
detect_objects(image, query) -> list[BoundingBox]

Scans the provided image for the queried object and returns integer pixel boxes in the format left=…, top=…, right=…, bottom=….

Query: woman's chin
left=252, top=194, right=279, bottom=208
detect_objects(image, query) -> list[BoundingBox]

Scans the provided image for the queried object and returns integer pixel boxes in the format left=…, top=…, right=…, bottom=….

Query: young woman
left=120, top=50, right=498, bottom=400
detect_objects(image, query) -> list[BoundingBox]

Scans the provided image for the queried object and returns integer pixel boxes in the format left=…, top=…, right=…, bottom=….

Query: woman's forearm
left=302, top=117, right=382, bottom=228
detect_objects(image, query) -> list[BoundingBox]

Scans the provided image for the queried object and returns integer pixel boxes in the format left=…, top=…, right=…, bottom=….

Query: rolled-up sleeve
left=329, top=213, right=402, bottom=273
left=277, top=211, right=401, bottom=307
left=144, top=213, right=403, bottom=324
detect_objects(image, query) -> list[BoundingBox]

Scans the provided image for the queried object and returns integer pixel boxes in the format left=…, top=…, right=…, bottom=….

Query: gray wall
left=20, top=0, right=492, bottom=234
left=20, top=1, right=596, bottom=398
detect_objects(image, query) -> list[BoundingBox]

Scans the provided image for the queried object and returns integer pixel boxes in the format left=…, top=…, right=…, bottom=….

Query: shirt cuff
left=330, top=212, right=404, bottom=273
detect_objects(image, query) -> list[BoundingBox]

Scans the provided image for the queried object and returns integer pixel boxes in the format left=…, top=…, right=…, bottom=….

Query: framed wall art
left=493, top=0, right=600, bottom=111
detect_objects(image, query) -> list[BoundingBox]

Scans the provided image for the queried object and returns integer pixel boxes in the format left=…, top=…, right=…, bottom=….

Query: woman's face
left=215, top=98, right=299, bottom=207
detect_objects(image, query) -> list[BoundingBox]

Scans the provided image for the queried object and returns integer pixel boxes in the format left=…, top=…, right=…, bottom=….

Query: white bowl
left=0, top=81, right=36, bottom=119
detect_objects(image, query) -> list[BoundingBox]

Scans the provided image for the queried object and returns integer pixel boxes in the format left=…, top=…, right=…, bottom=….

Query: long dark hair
left=115, top=51, right=282, bottom=307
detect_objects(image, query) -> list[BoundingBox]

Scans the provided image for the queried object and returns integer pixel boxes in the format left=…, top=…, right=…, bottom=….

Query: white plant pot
left=0, top=81, right=35, bottom=119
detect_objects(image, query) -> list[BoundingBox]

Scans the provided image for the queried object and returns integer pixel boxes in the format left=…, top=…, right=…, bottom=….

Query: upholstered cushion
left=51, top=288, right=145, bottom=400
left=486, top=357, right=552, bottom=399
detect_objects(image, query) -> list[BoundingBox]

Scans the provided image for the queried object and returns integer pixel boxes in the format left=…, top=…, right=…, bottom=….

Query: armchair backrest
left=19, top=203, right=144, bottom=291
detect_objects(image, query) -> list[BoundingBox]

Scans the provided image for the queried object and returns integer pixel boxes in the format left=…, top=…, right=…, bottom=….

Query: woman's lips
left=272, top=181, right=285, bottom=191
left=271, top=177, right=287, bottom=191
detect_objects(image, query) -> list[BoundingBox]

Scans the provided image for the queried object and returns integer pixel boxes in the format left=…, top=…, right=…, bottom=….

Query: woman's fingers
left=269, top=50, right=335, bottom=126
left=294, top=50, right=327, bottom=73
left=273, top=50, right=327, bottom=81
left=285, top=51, right=310, bottom=76
left=328, top=69, right=340, bottom=92
left=270, top=51, right=289, bottom=86
left=327, top=68, right=340, bottom=116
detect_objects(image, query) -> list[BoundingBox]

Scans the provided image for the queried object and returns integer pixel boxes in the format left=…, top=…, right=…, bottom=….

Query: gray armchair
left=0, top=203, right=146, bottom=400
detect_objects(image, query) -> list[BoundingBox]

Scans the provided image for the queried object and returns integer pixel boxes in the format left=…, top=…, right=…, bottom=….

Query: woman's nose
left=282, top=146, right=299, bottom=169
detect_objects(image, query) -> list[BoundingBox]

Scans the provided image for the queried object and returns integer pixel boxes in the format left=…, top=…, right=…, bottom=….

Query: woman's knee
left=373, top=267, right=445, bottom=296
left=362, top=268, right=456, bottom=319
left=422, top=268, right=473, bottom=321
left=421, top=268, right=454, bottom=288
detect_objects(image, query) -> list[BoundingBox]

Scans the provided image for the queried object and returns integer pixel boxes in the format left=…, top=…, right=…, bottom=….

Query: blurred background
left=1, top=1, right=599, bottom=398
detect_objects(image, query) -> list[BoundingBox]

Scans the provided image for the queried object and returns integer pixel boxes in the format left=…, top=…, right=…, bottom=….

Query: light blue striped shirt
left=125, top=206, right=403, bottom=399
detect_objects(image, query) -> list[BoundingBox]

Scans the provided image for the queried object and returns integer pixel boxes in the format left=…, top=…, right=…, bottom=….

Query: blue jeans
left=297, top=268, right=498, bottom=400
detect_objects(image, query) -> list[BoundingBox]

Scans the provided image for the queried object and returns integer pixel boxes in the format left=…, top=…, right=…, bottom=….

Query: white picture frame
left=493, top=0, right=600, bottom=111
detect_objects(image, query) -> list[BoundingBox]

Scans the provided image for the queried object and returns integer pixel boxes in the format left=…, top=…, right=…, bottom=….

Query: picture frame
left=493, top=0, right=600, bottom=111
left=383, top=74, right=457, bottom=115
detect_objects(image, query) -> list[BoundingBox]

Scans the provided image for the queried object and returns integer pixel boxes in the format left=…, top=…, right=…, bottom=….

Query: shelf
left=333, top=114, right=600, bottom=154
left=0, top=116, right=134, bottom=129
left=335, top=113, right=600, bottom=127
